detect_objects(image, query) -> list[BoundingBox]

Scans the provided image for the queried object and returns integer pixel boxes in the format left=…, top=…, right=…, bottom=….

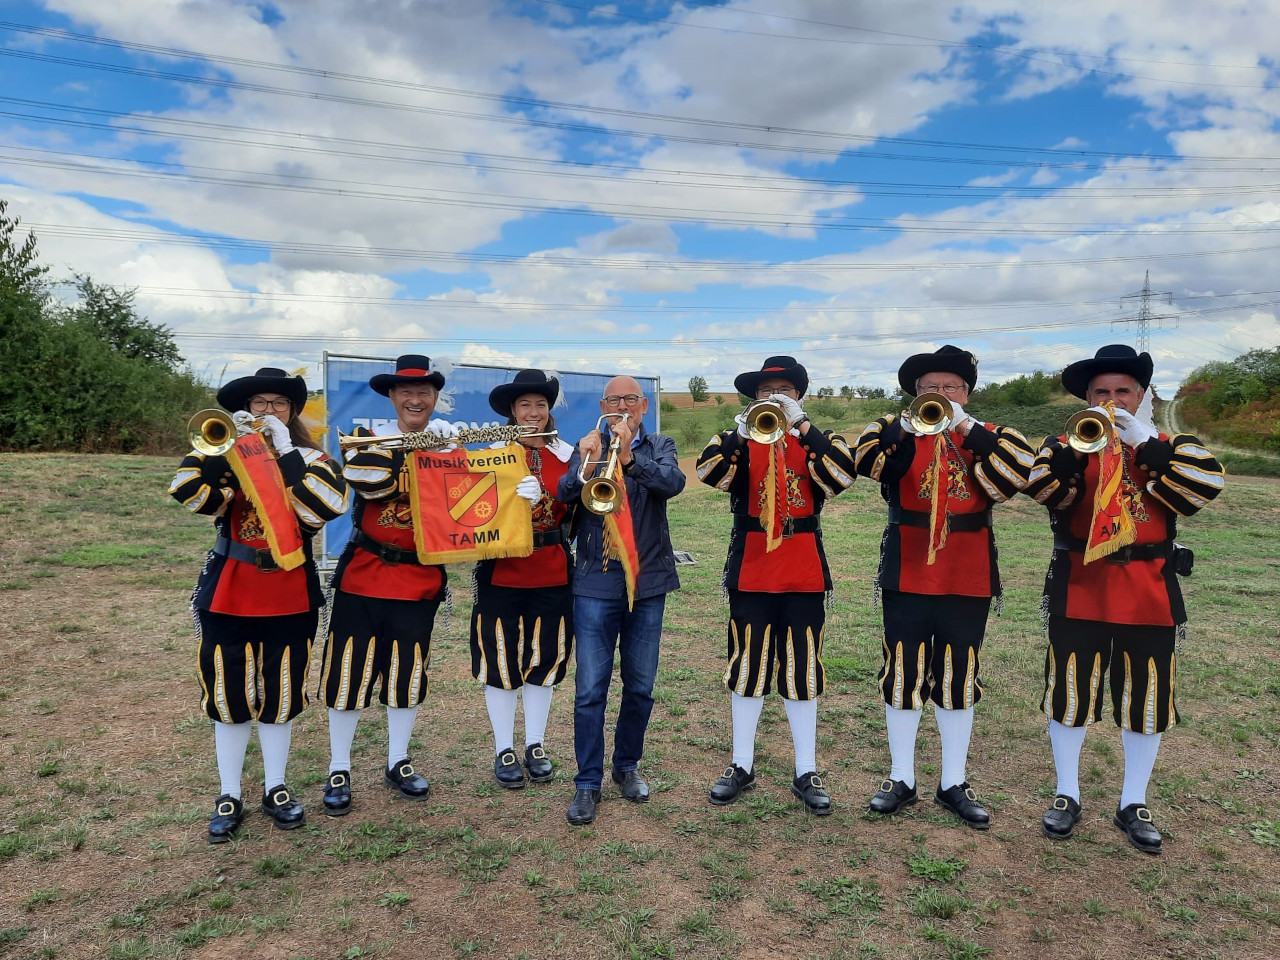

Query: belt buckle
left=255, top=548, right=280, bottom=572
left=532, top=532, right=545, bottom=550
left=782, top=517, right=795, bottom=540
left=381, top=544, right=403, bottom=566
left=1107, top=548, right=1130, bottom=566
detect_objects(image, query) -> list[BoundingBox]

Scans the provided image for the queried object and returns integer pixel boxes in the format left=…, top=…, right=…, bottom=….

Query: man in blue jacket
left=558, top=375, right=685, bottom=825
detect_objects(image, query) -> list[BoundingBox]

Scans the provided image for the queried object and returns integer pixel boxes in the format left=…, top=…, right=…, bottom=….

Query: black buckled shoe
left=1114, top=803, right=1162, bottom=854
left=566, top=788, right=600, bottom=825
left=1042, top=794, right=1082, bottom=840
left=525, top=743, right=554, bottom=783
left=323, top=771, right=352, bottom=817
left=384, top=759, right=431, bottom=800
left=261, top=784, right=306, bottom=830
left=868, top=778, right=918, bottom=815
left=934, top=781, right=990, bottom=830
left=207, top=794, right=244, bottom=844
left=709, top=764, right=756, bottom=806
left=495, top=749, right=525, bottom=789
left=612, top=768, right=650, bottom=802
left=791, top=772, right=833, bottom=816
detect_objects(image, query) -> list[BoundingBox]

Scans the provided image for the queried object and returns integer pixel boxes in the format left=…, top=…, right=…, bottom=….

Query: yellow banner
left=407, top=446, right=534, bottom=564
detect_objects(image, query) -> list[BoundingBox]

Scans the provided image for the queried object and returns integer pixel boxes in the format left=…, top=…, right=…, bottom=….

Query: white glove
left=772, top=393, right=806, bottom=427
left=900, top=410, right=919, bottom=435
left=516, top=475, right=541, bottom=504
left=259, top=414, right=294, bottom=455
left=950, top=400, right=974, bottom=434
left=231, top=410, right=257, bottom=437
left=734, top=411, right=751, bottom=439
left=1112, top=408, right=1158, bottom=448
left=424, top=420, right=461, bottom=441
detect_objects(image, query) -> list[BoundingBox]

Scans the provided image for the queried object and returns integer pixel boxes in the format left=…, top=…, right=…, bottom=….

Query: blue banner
left=320, top=354, right=662, bottom=565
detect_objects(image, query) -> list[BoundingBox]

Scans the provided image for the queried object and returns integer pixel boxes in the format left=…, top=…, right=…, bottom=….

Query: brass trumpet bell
left=582, top=475, right=622, bottom=515
left=905, top=392, right=951, bottom=436
left=189, top=408, right=237, bottom=457
left=743, top=400, right=786, bottom=444
left=1066, top=409, right=1113, bottom=454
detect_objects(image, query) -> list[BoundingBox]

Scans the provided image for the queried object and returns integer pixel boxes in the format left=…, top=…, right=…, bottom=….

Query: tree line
left=1180, top=348, right=1280, bottom=453
left=0, top=201, right=209, bottom=453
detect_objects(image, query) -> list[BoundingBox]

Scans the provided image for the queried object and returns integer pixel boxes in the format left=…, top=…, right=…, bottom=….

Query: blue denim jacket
left=558, top=424, right=685, bottom=601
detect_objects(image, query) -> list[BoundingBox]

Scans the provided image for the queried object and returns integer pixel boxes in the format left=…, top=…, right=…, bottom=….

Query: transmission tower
left=1118, top=271, right=1176, bottom=354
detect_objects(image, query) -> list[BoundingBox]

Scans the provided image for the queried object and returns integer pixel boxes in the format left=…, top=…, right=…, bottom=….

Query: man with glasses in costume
left=854, top=346, right=1034, bottom=829
left=697, top=356, right=858, bottom=815
left=558, top=376, right=685, bottom=826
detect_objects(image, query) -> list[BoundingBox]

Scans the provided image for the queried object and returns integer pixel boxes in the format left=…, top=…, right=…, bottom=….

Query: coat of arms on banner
left=447, top=471, right=498, bottom=527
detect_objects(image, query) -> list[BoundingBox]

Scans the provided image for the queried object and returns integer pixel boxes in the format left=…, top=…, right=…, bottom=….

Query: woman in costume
left=169, top=367, right=350, bottom=842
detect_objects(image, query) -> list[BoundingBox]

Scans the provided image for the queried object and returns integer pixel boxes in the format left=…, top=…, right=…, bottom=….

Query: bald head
left=600, top=375, right=648, bottom=420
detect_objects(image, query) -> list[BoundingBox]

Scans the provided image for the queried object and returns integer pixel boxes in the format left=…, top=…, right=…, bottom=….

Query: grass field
left=1, top=451, right=1278, bottom=960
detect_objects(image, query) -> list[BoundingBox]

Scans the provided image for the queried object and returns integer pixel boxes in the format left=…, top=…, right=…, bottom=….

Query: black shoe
left=323, top=771, right=352, bottom=817
left=1114, top=803, right=1162, bottom=854
left=566, top=788, right=601, bottom=825
left=525, top=743, right=554, bottom=783
left=384, top=759, right=431, bottom=800
left=261, top=784, right=306, bottom=830
left=791, top=772, right=833, bottom=816
left=709, top=764, right=757, bottom=805
left=934, top=781, right=990, bottom=830
left=612, top=768, right=650, bottom=802
left=1042, top=794, right=1082, bottom=840
left=868, top=778, right=918, bottom=815
left=495, top=749, right=526, bottom=789
left=207, top=794, right=244, bottom=844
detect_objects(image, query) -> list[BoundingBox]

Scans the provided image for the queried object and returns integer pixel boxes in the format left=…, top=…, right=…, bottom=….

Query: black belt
left=732, top=515, right=820, bottom=538
left=888, top=506, right=992, bottom=533
left=532, top=529, right=564, bottom=550
left=355, top=531, right=424, bottom=566
left=1053, top=535, right=1172, bottom=565
left=214, top=536, right=281, bottom=572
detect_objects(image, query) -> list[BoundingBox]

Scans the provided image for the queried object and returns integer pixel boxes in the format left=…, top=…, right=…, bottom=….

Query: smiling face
left=915, top=371, right=969, bottom=404
left=511, top=393, right=551, bottom=444
left=599, top=375, right=648, bottom=421
left=1086, top=373, right=1144, bottom=415
left=247, top=392, right=294, bottom=424
left=389, top=382, right=437, bottom=432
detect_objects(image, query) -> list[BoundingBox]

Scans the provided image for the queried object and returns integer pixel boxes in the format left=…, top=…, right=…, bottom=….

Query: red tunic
left=491, top=442, right=572, bottom=589
left=208, top=494, right=313, bottom=616
left=736, top=434, right=825, bottom=593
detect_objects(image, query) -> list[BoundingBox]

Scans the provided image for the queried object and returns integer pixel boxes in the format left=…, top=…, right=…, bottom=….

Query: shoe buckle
left=271, top=789, right=291, bottom=805
left=964, top=788, right=978, bottom=802
left=1052, top=796, right=1069, bottom=811
left=1136, top=806, right=1153, bottom=823
left=329, top=773, right=347, bottom=788
left=723, top=766, right=737, bottom=779
left=499, top=751, right=517, bottom=765
left=809, top=775, right=825, bottom=789
left=216, top=800, right=237, bottom=816
left=530, top=746, right=546, bottom=760
left=880, top=779, right=894, bottom=792
left=397, top=762, right=414, bottom=778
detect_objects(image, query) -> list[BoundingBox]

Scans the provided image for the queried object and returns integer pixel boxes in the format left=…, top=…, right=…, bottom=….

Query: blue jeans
left=572, top=594, right=666, bottom=790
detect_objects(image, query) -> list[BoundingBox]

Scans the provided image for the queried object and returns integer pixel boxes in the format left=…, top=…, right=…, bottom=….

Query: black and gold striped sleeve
left=1023, top=438, right=1083, bottom=510
left=168, top=451, right=235, bottom=516
left=1136, top=434, right=1225, bottom=518
left=963, top=423, right=1035, bottom=502
left=696, top=429, right=744, bottom=492
left=800, top=426, right=856, bottom=498
left=287, top=449, right=351, bottom=531
left=341, top=427, right=404, bottom=501
left=853, top=415, right=915, bottom=484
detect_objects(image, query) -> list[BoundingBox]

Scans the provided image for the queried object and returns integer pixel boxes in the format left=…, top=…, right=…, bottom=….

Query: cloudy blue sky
left=3, top=0, right=1279, bottom=396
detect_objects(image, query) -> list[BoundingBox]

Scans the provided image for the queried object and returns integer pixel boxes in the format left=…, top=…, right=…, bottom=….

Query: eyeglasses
left=248, top=397, right=292, bottom=412
left=756, top=386, right=798, bottom=399
left=602, top=394, right=644, bottom=406
left=918, top=383, right=967, bottom=396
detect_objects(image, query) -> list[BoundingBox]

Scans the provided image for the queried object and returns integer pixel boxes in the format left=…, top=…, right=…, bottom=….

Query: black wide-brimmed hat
left=488, top=368, right=560, bottom=417
left=898, top=345, right=979, bottom=397
left=217, top=367, right=307, bottom=413
left=734, top=356, right=809, bottom=399
left=1060, top=344, right=1153, bottom=400
left=369, top=354, right=446, bottom=396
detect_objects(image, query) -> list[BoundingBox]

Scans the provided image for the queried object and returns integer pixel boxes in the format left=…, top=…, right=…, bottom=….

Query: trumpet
left=904, top=392, right=952, bottom=436
left=1065, top=409, right=1113, bottom=454
left=742, top=399, right=786, bottom=445
left=188, top=409, right=264, bottom=457
left=338, top=424, right=556, bottom=453
left=578, top=413, right=629, bottom=515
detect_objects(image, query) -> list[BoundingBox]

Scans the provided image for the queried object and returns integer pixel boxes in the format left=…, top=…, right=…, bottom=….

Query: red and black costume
left=470, top=437, right=576, bottom=689
left=854, top=412, right=1033, bottom=711
left=697, top=404, right=857, bottom=702
left=1026, top=428, right=1224, bottom=732
left=319, top=420, right=448, bottom=712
